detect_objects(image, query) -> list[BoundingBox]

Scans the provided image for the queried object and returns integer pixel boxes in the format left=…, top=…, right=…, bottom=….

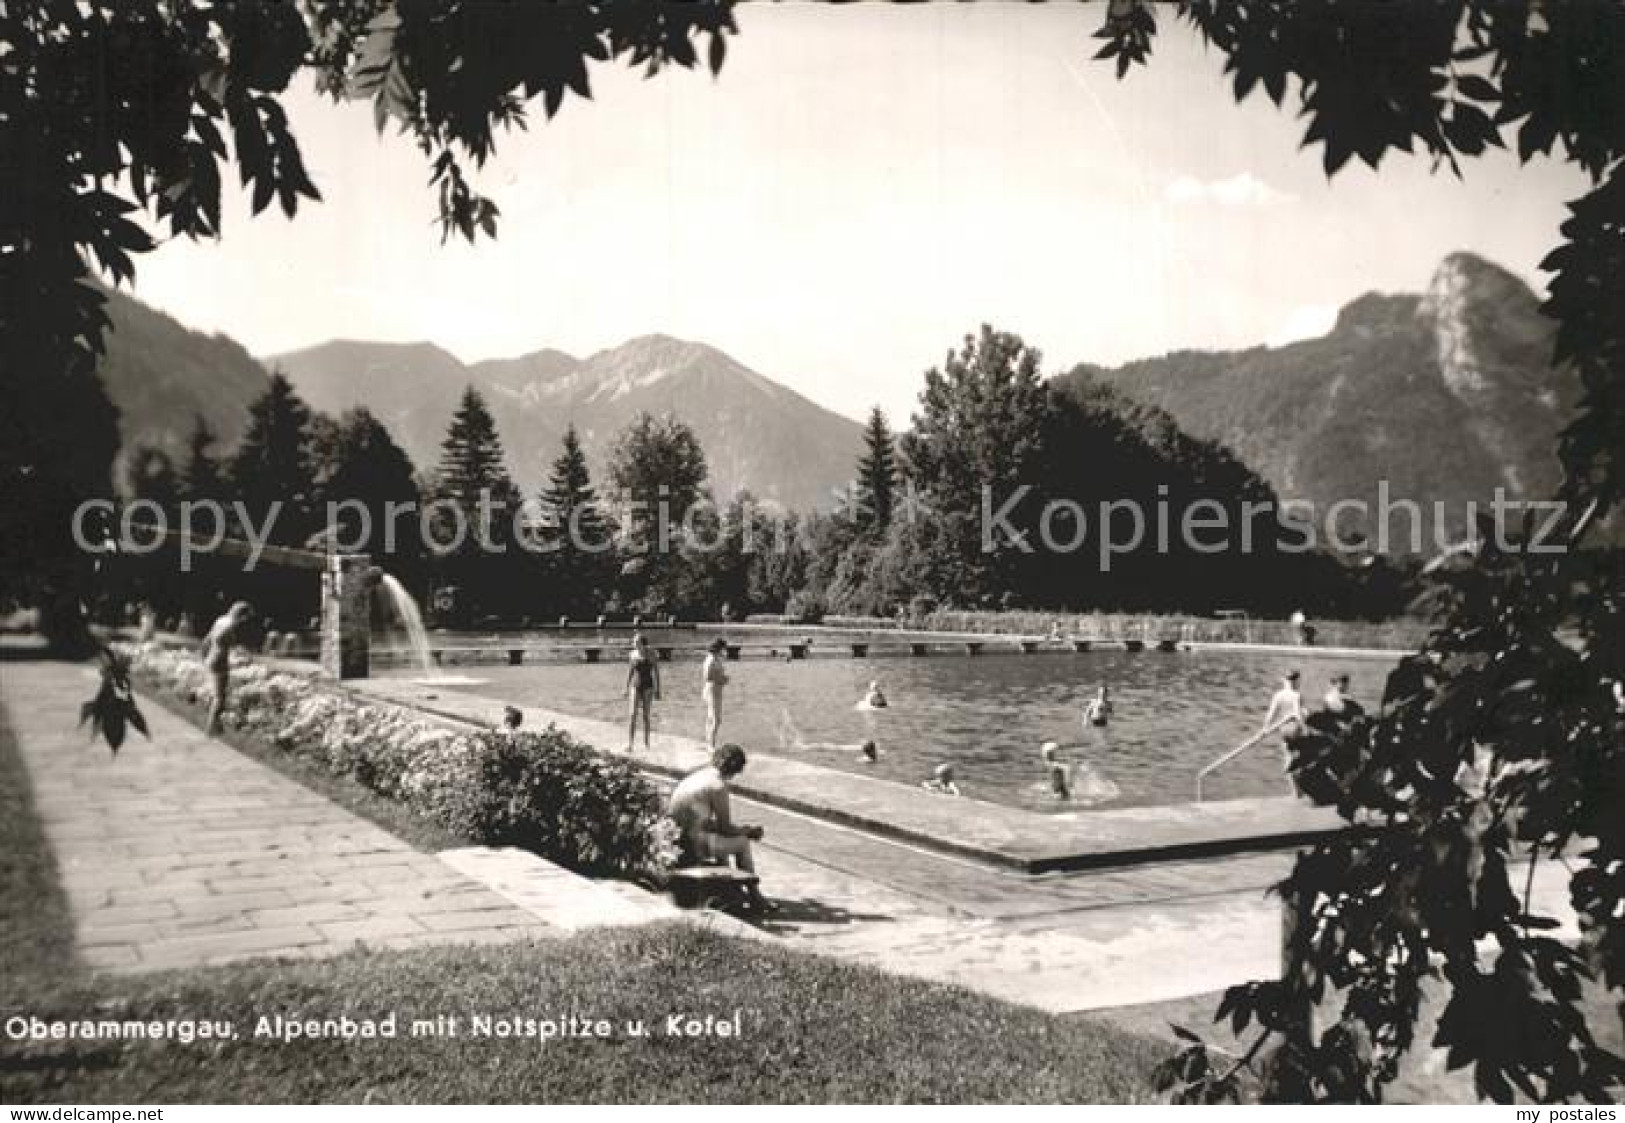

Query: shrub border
left=125, top=648, right=678, bottom=883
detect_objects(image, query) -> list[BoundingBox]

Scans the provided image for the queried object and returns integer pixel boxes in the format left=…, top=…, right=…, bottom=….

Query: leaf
left=104, top=708, right=126, bottom=752
left=1517, top=114, right=1558, bottom=162
left=1264, top=68, right=1286, bottom=105
left=1455, top=73, right=1499, bottom=102
left=1445, top=103, right=1499, bottom=156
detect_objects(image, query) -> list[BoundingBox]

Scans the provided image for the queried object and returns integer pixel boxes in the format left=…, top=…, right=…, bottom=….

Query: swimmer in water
left=860, top=740, right=878, bottom=764
left=1082, top=685, right=1113, bottom=732
left=860, top=680, right=888, bottom=709
left=921, top=763, right=960, bottom=796
left=1040, top=741, right=1071, bottom=801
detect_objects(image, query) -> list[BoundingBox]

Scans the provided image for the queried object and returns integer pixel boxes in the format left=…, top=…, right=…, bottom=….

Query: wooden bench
left=667, top=864, right=762, bottom=911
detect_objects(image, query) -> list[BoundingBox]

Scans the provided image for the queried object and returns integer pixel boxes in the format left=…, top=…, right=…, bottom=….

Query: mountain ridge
left=1065, top=251, right=1578, bottom=550
left=267, top=331, right=866, bottom=509
left=92, top=249, right=1573, bottom=540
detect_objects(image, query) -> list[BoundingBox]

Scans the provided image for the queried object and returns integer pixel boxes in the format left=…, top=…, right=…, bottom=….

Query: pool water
left=386, top=643, right=1395, bottom=812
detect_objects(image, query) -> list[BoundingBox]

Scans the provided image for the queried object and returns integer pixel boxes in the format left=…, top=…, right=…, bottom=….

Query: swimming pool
left=383, top=641, right=1395, bottom=812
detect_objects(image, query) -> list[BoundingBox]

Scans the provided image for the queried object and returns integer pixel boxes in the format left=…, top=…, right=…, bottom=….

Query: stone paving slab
left=355, top=676, right=1343, bottom=872
left=437, top=846, right=754, bottom=938
left=739, top=807, right=1577, bottom=1013
left=1, top=663, right=557, bottom=973
left=741, top=797, right=1293, bottom=921
left=741, top=826, right=1289, bottom=1012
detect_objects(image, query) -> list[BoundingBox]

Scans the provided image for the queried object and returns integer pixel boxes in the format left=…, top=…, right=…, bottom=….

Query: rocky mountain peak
left=1080, top=252, right=1577, bottom=551
left=1418, top=251, right=1544, bottom=401
left=1333, top=292, right=1421, bottom=337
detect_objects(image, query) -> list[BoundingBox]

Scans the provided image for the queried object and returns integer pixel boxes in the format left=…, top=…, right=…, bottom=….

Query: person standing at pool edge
left=1261, top=671, right=1306, bottom=739
left=200, top=600, right=252, bottom=735
left=625, top=633, right=661, bottom=752
left=701, top=637, right=730, bottom=747
left=1261, top=671, right=1307, bottom=788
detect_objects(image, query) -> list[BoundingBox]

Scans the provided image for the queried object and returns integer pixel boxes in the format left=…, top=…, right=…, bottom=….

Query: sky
left=128, top=4, right=1589, bottom=424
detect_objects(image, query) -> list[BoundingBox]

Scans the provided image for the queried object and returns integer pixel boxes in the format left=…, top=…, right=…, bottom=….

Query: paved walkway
left=3, top=662, right=555, bottom=972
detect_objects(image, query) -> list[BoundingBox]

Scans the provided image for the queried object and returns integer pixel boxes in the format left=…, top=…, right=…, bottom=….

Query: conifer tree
left=538, top=424, right=613, bottom=614
left=229, top=372, right=317, bottom=544
left=315, top=408, right=421, bottom=567
left=854, top=405, right=898, bottom=536
left=430, top=386, right=522, bottom=621
left=179, top=412, right=225, bottom=504
left=435, top=386, right=518, bottom=511
left=540, top=425, right=605, bottom=542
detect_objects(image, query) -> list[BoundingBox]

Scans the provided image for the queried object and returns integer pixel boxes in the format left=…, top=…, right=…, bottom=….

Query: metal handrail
left=1196, top=714, right=1297, bottom=801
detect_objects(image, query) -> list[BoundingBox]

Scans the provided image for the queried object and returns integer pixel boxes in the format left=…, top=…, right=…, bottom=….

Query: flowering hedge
left=126, top=644, right=679, bottom=880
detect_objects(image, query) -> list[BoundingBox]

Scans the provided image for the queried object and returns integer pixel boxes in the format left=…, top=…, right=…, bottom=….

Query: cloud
left=1267, top=303, right=1338, bottom=347
left=1164, top=172, right=1296, bottom=208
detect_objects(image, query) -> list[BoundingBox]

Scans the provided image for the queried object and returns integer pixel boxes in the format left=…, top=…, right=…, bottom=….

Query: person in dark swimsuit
left=625, top=633, right=661, bottom=752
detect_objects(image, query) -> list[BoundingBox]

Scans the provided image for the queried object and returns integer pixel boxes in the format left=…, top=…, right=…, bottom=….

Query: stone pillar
left=320, top=553, right=372, bottom=680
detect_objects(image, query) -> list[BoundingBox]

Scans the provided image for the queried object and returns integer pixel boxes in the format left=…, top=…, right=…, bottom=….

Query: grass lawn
left=0, top=686, right=1167, bottom=1103
left=0, top=698, right=78, bottom=984
left=6, top=927, right=1165, bottom=1103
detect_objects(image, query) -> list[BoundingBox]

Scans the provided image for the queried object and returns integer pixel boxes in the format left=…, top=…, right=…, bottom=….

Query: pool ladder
left=1195, top=714, right=1298, bottom=802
